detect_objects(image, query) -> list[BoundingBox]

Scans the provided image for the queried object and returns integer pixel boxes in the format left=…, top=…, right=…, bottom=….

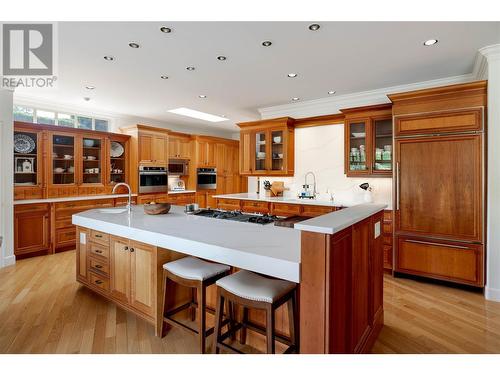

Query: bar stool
left=213, top=270, right=299, bottom=354
left=160, top=256, right=231, bottom=354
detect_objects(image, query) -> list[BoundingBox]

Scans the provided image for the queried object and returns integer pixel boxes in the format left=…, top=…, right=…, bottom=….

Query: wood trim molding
left=294, top=113, right=345, bottom=128
left=15, top=121, right=130, bottom=139
left=387, top=81, right=487, bottom=103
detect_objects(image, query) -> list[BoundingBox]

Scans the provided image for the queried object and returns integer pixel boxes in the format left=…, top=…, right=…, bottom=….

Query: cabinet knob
left=130, top=247, right=135, bottom=252
left=95, top=249, right=103, bottom=254
left=124, top=246, right=129, bottom=251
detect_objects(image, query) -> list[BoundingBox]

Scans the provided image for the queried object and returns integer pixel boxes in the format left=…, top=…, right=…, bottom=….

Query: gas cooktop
left=192, top=209, right=278, bottom=225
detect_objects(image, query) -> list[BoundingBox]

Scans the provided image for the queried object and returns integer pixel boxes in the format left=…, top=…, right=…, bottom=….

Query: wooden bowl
left=143, top=202, right=171, bottom=215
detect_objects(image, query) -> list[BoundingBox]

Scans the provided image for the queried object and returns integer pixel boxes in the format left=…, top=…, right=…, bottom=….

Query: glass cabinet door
left=347, top=121, right=368, bottom=172
left=270, top=130, right=284, bottom=172
left=52, top=134, right=75, bottom=184
left=110, top=140, right=126, bottom=184
left=82, top=137, right=103, bottom=184
left=373, top=118, right=393, bottom=173
left=14, top=131, right=39, bottom=186
left=254, top=131, right=267, bottom=171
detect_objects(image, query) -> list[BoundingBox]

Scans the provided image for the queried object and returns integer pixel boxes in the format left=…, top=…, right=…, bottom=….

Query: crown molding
left=479, top=43, right=500, bottom=60
left=258, top=74, right=473, bottom=119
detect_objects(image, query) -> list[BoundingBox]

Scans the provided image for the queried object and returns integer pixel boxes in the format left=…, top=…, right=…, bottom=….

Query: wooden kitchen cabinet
left=383, top=210, right=393, bottom=271
left=129, top=241, right=156, bottom=316
left=14, top=203, right=51, bottom=257
left=341, top=104, right=393, bottom=177
left=139, top=133, right=168, bottom=165
left=196, top=138, right=216, bottom=167
left=168, top=133, right=192, bottom=159
left=237, top=117, right=295, bottom=176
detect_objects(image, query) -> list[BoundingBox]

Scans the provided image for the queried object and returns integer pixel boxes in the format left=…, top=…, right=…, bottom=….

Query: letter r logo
left=2, top=24, right=53, bottom=76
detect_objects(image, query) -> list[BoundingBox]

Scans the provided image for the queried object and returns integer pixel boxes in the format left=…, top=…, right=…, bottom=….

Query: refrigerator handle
left=396, top=162, right=400, bottom=211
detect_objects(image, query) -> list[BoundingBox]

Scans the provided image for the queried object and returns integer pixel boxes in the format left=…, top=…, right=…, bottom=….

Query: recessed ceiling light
left=83, top=97, right=91, bottom=102
left=85, top=85, right=95, bottom=90
left=186, top=66, right=195, bottom=71
left=104, top=55, right=115, bottom=61
left=128, top=42, right=140, bottom=49
left=308, top=24, right=320, bottom=31
left=262, top=40, right=272, bottom=47
left=291, top=97, right=300, bottom=101
left=423, top=39, right=438, bottom=46
left=168, top=107, right=228, bottom=123
left=198, top=94, right=207, bottom=98
left=287, top=73, right=298, bottom=78
left=160, top=75, right=169, bottom=80
left=328, top=90, right=336, bottom=95
left=160, top=26, right=172, bottom=33
left=217, top=55, right=227, bottom=61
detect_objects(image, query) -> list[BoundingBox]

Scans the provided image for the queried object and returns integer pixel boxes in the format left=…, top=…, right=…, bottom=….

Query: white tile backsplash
left=247, top=123, right=393, bottom=208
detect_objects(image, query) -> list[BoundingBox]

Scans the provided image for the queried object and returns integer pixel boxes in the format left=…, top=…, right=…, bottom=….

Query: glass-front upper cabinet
left=14, top=131, right=39, bottom=187
left=373, top=118, right=393, bottom=174
left=346, top=120, right=369, bottom=174
left=82, top=137, right=103, bottom=184
left=254, top=131, right=267, bottom=172
left=109, top=139, right=127, bottom=185
left=270, top=129, right=284, bottom=172
left=52, top=134, right=76, bottom=185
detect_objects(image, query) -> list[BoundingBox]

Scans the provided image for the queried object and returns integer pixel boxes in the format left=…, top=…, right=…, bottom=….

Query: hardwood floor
left=1, top=250, right=499, bottom=354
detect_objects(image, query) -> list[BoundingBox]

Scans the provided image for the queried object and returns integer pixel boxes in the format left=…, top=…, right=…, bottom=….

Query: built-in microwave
left=168, top=159, right=189, bottom=176
left=139, top=166, right=168, bottom=193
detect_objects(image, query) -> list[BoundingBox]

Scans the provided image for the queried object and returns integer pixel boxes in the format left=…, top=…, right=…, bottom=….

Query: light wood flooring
left=1, top=250, right=500, bottom=354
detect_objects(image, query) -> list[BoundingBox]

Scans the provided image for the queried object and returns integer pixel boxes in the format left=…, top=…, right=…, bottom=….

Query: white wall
left=0, top=89, right=14, bottom=268
left=484, top=46, right=500, bottom=301
left=247, top=124, right=392, bottom=207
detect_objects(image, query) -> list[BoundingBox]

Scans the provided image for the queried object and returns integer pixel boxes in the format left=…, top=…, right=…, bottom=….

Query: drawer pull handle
left=405, top=239, right=470, bottom=250
left=95, top=249, right=103, bottom=254
left=95, top=280, right=103, bottom=285
left=94, top=264, right=103, bottom=269
left=95, top=234, right=103, bottom=238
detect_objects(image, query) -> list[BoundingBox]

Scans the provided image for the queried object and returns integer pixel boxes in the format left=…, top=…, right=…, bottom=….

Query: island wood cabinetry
left=389, top=81, right=486, bottom=287
left=340, top=104, right=393, bottom=177
left=137, top=192, right=196, bottom=205
left=237, top=117, right=295, bottom=176
left=300, top=210, right=384, bottom=353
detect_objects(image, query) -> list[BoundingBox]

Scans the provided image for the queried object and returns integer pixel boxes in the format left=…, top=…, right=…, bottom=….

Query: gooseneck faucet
left=112, top=182, right=132, bottom=215
left=304, top=171, right=318, bottom=198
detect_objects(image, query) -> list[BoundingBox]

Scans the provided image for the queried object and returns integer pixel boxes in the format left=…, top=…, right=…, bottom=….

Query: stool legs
left=197, top=284, right=207, bottom=353
left=213, top=288, right=224, bottom=354
left=287, top=289, right=299, bottom=353
left=239, top=307, right=249, bottom=345
left=266, top=305, right=276, bottom=354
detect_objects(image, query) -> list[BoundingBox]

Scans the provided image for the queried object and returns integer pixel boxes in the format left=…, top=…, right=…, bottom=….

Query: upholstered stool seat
left=216, top=270, right=295, bottom=303
left=213, top=270, right=299, bottom=354
left=159, top=256, right=232, bottom=354
left=164, top=256, right=230, bottom=281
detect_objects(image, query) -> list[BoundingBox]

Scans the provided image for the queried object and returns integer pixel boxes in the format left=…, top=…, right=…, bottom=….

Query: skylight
left=168, top=107, right=228, bottom=123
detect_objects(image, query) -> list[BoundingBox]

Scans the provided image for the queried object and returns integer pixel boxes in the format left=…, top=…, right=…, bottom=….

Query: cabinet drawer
left=395, top=236, right=484, bottom=286
left=383, top=245, right=393, bottom=269
left=271, top=203, right=302, bottom=217
left=89, top=272, right=110, bottom=292
left=383, top=222, right=393, bottom=235
left=137, top=195, right=156, bottom=204
left=90, top=230, right=109, bottom=246
left=89, top=242, right=109, bottom=259
left=383, top=210, right=393, bottom=222
left=55, top=217, right=73, bottom=229
left=89, top=257, right=110, bottom=276
left=55, top=227, right=76, bottom=247
left=383, top=234, right=393, bottom=245
left=301, top=205, right=334, bottom=217
left=241, top=200, right=270, bottom=214
left=217, top=198, right=242, bottom=211
left=15, top=203, right=49, bottom=213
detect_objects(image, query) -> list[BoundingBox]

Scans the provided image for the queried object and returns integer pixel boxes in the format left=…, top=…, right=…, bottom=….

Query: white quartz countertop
left=213, top=193, right=342, bottom=207
left=14, top=193, right=138, bottom=205
left=168, top=190, right=196, bottom=194
left=294, top=203, right=387, bottom=235
left=73, top=205, right=301, bottom=282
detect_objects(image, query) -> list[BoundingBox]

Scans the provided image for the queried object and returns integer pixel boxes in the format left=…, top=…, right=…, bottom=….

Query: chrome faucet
left=112, top=182, right=132, bottom=215
left=304, top=171, right=318, bottom=198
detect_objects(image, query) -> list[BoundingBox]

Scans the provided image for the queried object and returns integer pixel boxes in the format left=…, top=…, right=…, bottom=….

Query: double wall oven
left=139, top=166, right=168, bottom=193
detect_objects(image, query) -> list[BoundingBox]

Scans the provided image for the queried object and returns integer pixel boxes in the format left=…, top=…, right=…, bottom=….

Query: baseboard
left=485, top=286, right=500, bottom=302
left=1, top=254, right=16, bottom=268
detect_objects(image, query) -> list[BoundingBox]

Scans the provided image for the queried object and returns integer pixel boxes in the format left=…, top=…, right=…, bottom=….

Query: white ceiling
left=15, top=21, right=500, bottom=131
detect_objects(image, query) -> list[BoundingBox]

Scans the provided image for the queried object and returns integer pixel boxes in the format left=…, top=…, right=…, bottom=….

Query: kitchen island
left=73, top=203, right=385, bottom=353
